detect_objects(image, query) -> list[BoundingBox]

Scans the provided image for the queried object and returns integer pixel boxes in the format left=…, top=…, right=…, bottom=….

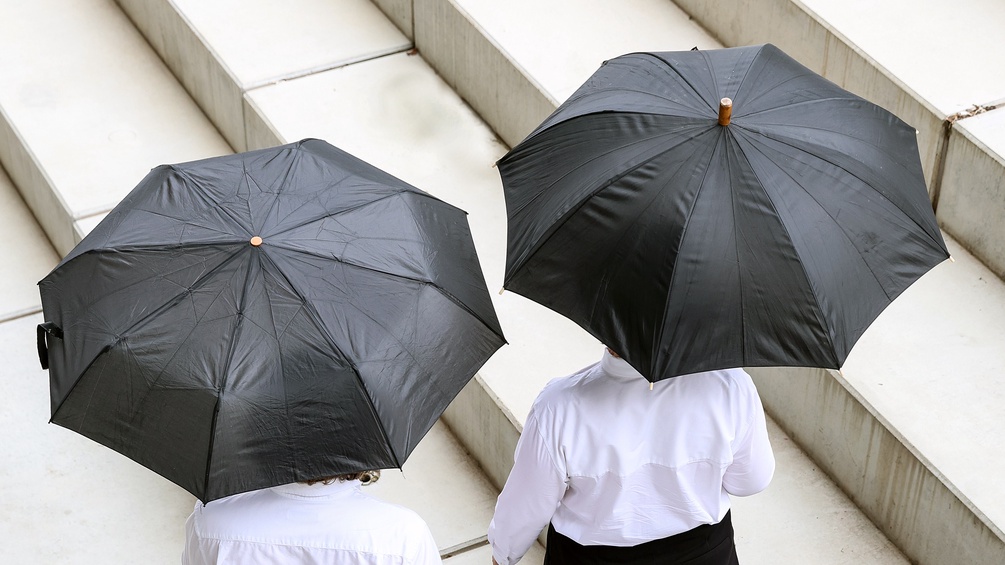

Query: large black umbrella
left=37, top=138, right=505, bottom=502
left=500, top=44, right=949, bottom=382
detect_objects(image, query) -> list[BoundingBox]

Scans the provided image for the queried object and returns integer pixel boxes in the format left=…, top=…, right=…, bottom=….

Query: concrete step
left=0, top=167, right=58, bottom=320
left=749, top=233, right=1005, bottom=565
left=0, top=312, right=195, bottom=564
left=0, top=0, right=232, bottom=257
left=114, top=0, right=411, bottom=153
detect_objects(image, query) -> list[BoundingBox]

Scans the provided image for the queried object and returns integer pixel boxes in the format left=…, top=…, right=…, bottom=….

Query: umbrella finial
left=718, top=98, right=733, bottom=126
left=250, top=236, right=263, bottom=247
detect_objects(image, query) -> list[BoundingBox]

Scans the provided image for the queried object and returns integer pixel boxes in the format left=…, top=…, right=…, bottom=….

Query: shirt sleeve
left=487, top=407, right=568, bottom=565
left=181, top=503, right=217, bottom=565
left=722, top=374, right=775, bottom=496
left=409, top=516, right=444, bottom=565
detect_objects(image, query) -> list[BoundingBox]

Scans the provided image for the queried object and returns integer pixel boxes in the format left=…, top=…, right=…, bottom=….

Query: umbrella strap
left=37, top=322, right=63, bottom=370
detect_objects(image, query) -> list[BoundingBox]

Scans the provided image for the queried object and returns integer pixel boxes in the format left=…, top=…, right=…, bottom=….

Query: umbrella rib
left=253, top=142, right=305, bottom=235
left=256, top=250, right=403, bottom=470
left=724, top=135, right=748, bottom=365
left=737, top=96, right=865, bottom=120
left=164, top=165, right=221, bottom=211
left=253, top=260, right=298, bottom=475
left=643, top=52, right=716, bottom=113
left=116, top=207, right=239, bottom=240
left=264, top=190, right=411, bottom=239
left=276, top=245, right=506, bottom=341
left=48, top=247, right=250, bottom=427
left=173, top=167, right=254, bottom=238
left=202, top=248, right=258, bottom=499
left=744, top=126, right=947, bottom=260
left=731, top=134, right=857, bottom=365
left=650, top=134, right=722, bottom=374
left=727, top=50, right=757, bottom=104
left=509, top=122, right=712, bottom=289
left=53, top=244, right=246, bottom=322
left=735, top=77, right=852, bottom=116
left=585, top=136, right=711, bottom=333
left=508, top=120, right=707, bottom=221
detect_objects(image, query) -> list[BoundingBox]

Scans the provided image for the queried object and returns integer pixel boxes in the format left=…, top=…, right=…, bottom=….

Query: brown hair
left=303, top=470, right=381, bottom=486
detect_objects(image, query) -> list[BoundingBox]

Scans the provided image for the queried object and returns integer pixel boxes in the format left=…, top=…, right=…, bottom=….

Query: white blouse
left=183, top=480, right=441, bottom=564
left=488, top=350, right=775, bottom=565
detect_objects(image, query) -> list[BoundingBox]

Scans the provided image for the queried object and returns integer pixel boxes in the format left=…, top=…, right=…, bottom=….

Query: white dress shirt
left=487, top=350, right=775, bottom=565
left=183, top=479, right=441, bottom=564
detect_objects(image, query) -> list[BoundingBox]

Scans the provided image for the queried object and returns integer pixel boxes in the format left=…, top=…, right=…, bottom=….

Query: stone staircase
left=1, top=0, right=1002, bottom=563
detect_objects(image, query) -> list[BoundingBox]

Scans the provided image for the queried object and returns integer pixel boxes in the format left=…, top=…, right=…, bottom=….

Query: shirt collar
left=271, top=479, right=361, bottom=500
left=599, top=349, right=646, bottom=381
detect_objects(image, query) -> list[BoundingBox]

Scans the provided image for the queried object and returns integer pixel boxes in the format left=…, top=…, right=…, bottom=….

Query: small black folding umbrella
left=499, top=44, right=949, bottom=382
left=37, top=139, right=505, bottom=502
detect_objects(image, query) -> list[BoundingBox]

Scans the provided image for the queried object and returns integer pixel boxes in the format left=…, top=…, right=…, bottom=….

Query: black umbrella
left=499, top=44, right=949, bottom=382
left=37, top=138, right=505, bottom=502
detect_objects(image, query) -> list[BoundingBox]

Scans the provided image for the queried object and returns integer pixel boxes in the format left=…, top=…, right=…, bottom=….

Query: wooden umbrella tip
left=250, top=236, right=263, bottom=247
left=718, top=97, right=733, bottom=126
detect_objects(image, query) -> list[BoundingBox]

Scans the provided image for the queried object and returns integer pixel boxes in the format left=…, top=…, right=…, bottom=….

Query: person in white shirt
left=487, top=348, right=775, bottom=565
left=183, top=470, right=441, bottom=564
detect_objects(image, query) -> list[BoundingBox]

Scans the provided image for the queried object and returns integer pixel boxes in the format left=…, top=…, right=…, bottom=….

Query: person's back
left=488, top=349, right=775, bottom=564
left=184, top=478, right=441, bottom=564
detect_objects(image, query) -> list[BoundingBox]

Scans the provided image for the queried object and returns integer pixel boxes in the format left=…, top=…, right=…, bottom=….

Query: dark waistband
left=545, top=510, right=736, bottom=565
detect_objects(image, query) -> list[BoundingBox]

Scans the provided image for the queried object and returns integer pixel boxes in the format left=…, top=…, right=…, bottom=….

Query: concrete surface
left=796, top=0, right=1005, bottom=115
left=415, top=0, right=722, bottom=148
left=0, top=168, right=58, bottom=319
left=746, top=236, right=1005, bottom=564
left=1, top=313, right=194, bottom=565
left=116, top=0, right=411, bottom=151
left=938, top=109, right=1005, bottom=280
left=0, top=0, right=231, bottom=256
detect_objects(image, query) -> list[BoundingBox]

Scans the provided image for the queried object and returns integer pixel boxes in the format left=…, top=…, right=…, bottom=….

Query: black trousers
left=544, top=511, right=739, bottom=565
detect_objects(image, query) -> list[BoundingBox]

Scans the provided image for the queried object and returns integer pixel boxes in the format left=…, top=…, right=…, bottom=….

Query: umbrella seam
left=256, top=249, right=402, bottom=471
left=651, top=131, right=723, bottom=380
left=506, top=118, right=708, bottom=218
left=48, top=248, right=249, bottom=428
left=586, top=137, right=714, bottom=365
left=202, top=245, right=259, bottom=499
left=737, top=96, right=875, bottom=121
left=505, top=119, right=712, bottom=281
left=49, top=343, right=113, bottom=425
left=726, top=49, right=757, bottom=106
left=173, top=167, right=255, bottom=238
left=741, top=124, right=948, bottom=262
left=724, top=133, right=748, bottom=367
left=274, top=246, right=505, bottom=342
left=264, top=190, right=413, bottom=239
left=254, top=142, right=305, bottom=236
left=729, top=130, right=850, bottom=366
left=641, top=52, right=716, bottom=114
left=255, top=255, right=298, bottom=482
left=511, top=50, right=716, bottom=155
left=163, top=165, right=220, bottom=211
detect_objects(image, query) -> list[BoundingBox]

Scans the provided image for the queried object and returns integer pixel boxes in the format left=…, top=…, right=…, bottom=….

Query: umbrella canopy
left=37, top=138, right=505, bottom=502
left=499, top=44, right=949, bottom=382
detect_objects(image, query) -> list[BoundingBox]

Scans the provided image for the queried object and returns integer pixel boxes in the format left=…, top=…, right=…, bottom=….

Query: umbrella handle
left=37, top=322, right=63, bottom=370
